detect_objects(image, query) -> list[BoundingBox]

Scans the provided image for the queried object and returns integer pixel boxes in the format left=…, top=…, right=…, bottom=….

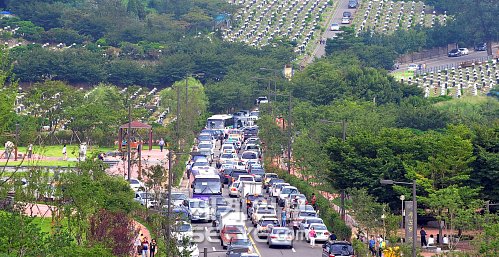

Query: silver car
left=267, top=227, right=294, bottom=248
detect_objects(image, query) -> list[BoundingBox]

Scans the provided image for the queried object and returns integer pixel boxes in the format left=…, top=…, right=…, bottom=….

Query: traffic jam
left=171, top=103, right=355, bottom=257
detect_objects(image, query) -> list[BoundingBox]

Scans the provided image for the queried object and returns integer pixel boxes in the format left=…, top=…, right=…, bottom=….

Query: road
left=178, top=140, right=325, bottom=257
left=394, top=50, right=491, bottom=73
left=309, top=0, right=353, bottom=62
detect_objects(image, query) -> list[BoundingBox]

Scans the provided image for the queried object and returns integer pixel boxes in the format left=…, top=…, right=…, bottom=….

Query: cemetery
left=352, top=0, right=446, bottom=36
left=224, top=0, right=333, bottom=53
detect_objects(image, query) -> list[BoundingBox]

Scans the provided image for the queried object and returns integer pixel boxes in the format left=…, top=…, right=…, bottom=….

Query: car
left=299, top=217, right=324, bottom=230
left=330, top=23, right=340, bottom=31
left=262, top=173, right=278, bottom=189
left=342, top=12, right=352, bottom=18
left=236, top=175, right=255, bottom=184
left=278, top=186, right=299, bottom=207
left=220, top=168, right=235, bottom=184
left=256, top=217, right=280, bottom=238
left=134, top=191, right=158, bottom=209
left=221, top=223, right=247, bottom=249
left=341, top=17, right=350, bottom=24
left=183, top=198, right=212, bottom=222
left=221, top=144, right=237, bottom=154
left=286, top=193, right=307, bottom=209
left=458, top=48, right=470, bottom=55
left=407, top=63, right=419, bottom=71
left=226, top=235, right=254, bottom=254
left=164, top=192, right=188, bottom=207
left=475, top=42, right=487, bottom=51
left=245, top=137, right=260, bottom=145
left=321, top=241, right=355, bottom=257
left=220, top=153, right=239, bottom=165
left=172, top=221, right=193, bottom=241
left=198, top=133, right=215, bottom=145
left=448, top=49, right=462, bottom=57
left=212, top=206, right=235, bottom=230
left=170, top=207, right=190, bottom=221
left=240, top=151, right=259, bottom=164
left=229, top=181, right=241, bottom=197
left=198, top=142, right=214, bottom=157
left=296, top=210, right=318, bottom=222
left=267, top=227, right=294, bottom=248
left=208, top=195, right=229, bottom=209
left=256, top=96, right=269, bottom=104
left=243, top=127, right=259, bottom=140
left=305, top=223, right=330, bottom=242
left=348, top=0, right=358, bottom=8
left=266, top=178, right=284, bottom=193
left=252, top=205, right=276, bottom=225
left=271, top=182, right=290, bottom=198
left=129, top=178, right=145, bottom=191
left=247, top=198, right=270, bottom=218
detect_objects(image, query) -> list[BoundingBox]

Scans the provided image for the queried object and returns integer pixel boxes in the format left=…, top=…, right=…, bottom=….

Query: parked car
left=448, top=49, right=462, bottom=57
left=342, top=12, right=352, bottom=18
left=321, top=241, right=355, bottom=257
left=474, top=42, right=487, bottom=51
left=129, top=178, right=145, bottom=191
left=305, top=223, right=330, bottom=242
left=341, top=17, right=350, bottom=24
left=407, top=63, right=419, bottom=71
left=348, top=0, right=358, bottom=8
left=267, top=227, right=294, bottom=248
left=330, top=23, right=340, bottom=31
left=256, top=96, right=269, bottom=105
left=458, top=48, right=470, bottom=55
left=134, top=191, right=158, bottom=209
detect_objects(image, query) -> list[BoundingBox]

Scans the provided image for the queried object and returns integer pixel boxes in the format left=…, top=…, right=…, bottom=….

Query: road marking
left=212, top=247, right=216, bottom=251
left=204, top=227, right=208, bottom=232
left=292, top=247, right=296, bottom=253
left=247, top=230, right=262, bottom=257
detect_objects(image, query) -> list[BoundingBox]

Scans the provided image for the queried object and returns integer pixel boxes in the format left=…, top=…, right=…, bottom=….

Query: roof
left=119, top=120, right=152, bottom=129
left=0, top=11, right=12, bottom=15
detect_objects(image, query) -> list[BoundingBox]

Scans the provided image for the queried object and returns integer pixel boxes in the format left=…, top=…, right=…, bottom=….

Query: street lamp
left=400, top=195, right=406, bottom=229
left=380, top=179, right=417, bottom=257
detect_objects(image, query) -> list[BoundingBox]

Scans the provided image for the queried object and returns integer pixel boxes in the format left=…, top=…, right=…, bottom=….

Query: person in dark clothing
left=420, top=227, right=427, bottom=247
left=150, top=239, right=157, bottom=257
left=329, top=231, right=337, bottom=241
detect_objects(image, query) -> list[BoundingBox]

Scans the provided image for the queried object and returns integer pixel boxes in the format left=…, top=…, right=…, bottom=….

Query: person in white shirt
left=62, top=144, right=67, bottom=161
left=428, top=234, right=435, bottom=246
left=442, top=234, right=449, bottom=245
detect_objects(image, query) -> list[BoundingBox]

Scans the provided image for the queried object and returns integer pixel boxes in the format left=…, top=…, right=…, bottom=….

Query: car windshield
left=239, top=177, right=253, bottom=181
left=242, top=152, right=257, bottom=159
left=300, top=212, right=317, bottom=217
left=190, top=201, right=207, bottom=208
left=257, top=208, right=274, bottom=214
left=272, top=229, right=292, bottom=235
left=175, top=223, right=192, bottom=232
left=307, top=219, right=323, bottom=224
left=198, top=135, right=211, bottom=141
left=199, top=144, right=212, bottom=149
left=171, top=194, right=187, bottom=200
left=330, top=244, right=354, bottom=255
left=260, top=220, right=279, bottom=226
left=193, top=178, right=221, bottom=194
left=281, top=188, right=297, bottom=194
left=311, top=225, right=327, bottom=230
left=192, top=161, right=209, bottom=167
left=231, top=239, right=251, bottom=246
left=221, top=154, right=236, bottom=159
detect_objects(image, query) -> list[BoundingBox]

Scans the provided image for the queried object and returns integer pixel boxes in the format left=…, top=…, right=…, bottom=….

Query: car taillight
left=329, top=255, right=335, bottom=257
left=231, top=188, right=237, bottom=191
left=270, top=235, right=278, bottom=239
left=324, top=232, right=330, bottom=235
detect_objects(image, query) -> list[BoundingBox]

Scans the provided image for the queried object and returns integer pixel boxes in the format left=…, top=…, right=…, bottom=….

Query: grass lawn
left=32, top=216, right=54, bottom=234
left=391, top=70, right=415, bottom=81
left=16, top=145, right=118, bottom=158
left=0, top=160, right=77, bottom=167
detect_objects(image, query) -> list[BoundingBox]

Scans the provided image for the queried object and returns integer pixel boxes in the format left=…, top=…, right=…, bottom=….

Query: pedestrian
left=309, top=227, right=316, bottom=248
left=428, top=234, right=435, bottom=246
left=28, top=144, right=33, bottom=158
left=442, top=234, right=449, bottom=245
left=134, top=236, right=142, bottom=257
left=420, top=227, right=427, bottom=247
left=311, top=193, right=317, bottom=210
left=158, top=138, right=165, bottom=152
left=141, top=237, right=149, bottom=257
left=150, top=238, right=157, bottom=257
left=281, top=207, right=287, bottom=227
left=62, top=144, right=67, bottom=161
left=378, top=235, right=384, bottom=257
left=292, top=218, right=299, bottom=237
left=369, top=236, right=376, bottom=256
left=329, top=231, right=337, bottom=241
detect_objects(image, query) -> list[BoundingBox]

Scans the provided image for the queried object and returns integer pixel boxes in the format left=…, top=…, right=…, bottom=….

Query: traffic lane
left=324, top=0, right=355, bottom=39
left=395, top=50, right=489, bottom=71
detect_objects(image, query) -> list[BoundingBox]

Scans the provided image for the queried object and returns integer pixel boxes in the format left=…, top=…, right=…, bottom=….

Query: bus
left=206, top=114, right=234, bottom=130
left=192, top=174, right=222, bottom=201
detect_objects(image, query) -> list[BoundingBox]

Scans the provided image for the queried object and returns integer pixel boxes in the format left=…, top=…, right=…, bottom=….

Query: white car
left=458, top=48, right=470, bottom=55
left=252, top=205, right=276, bottom=225
left=184, top=198, right=213, bottom=222
left=197, top=142, right=214, bottom=157
left=407, top=63, right=418, bottom=71
left=172, top=221, right=194, bottom=241
left=129, top=178, right=145, bottom=191
left=278, top=186, right=298, bottom=205
left=240, top=150, right=259, bottom=164
left=341, top=17, right=350, bottom=24
left=256, top=217, right=280, bottom=238
left=304, top=223, right=330, bottom=242
left=220, top=153, right=238, bottom=164
left=299, top=217, right=324, bottom=230
left=330, top=23, right=340, bottom=31
left=134, top=191, right=158, bottom=209
left=221, top=144, right=236, bottom=154
left=271, top=182, right=290, bottom=197
left=236, top=175, right=256, bottom=184
left=229, top=181, right=240, bottom=197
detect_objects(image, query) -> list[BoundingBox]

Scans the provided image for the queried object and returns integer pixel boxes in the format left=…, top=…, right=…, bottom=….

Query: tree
left=89, top=209, right=135, bottom=257
left=477, top=222, right=499, bottom=256
left=348, top=188, right=384, bottom=246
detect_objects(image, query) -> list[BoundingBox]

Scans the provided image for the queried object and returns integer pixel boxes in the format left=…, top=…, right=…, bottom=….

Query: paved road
left=394, top=50, right=491, bottom=73
left=183, top=140, right=324, bottom=257
left=309, top=0, right=353, bottom=62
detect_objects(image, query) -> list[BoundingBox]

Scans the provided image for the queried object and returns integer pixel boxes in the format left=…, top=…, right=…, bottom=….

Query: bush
left=265, top=164, right=352, bottom=240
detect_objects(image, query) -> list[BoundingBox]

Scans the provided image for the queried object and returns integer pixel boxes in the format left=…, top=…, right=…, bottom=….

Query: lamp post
left=400, top=195, right=405, bottom=229
left=380, top=179, right=417, bottom=257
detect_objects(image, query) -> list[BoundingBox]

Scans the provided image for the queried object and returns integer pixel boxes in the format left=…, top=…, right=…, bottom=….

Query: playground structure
left=118, top=121, right=154, bottom=178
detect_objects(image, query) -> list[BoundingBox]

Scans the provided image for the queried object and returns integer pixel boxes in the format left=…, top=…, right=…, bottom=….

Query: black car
left=243, top=127, right=259, bottom=140
left=474, top=42, right=487, bottom=51
left=348, top=0, right=357, bottom=8
left=266, top=178, right=285, bottom=193
left=229, top=170, right=249, bottom=185
left=322, top=241, right=355, bottom=257
left=342, top=11, right=352, bottom=18
left=220, top=168, right=235, bottom=184
left=448, top=49, right=462, bottom=57
left=248, top=168, right=265, bottom=182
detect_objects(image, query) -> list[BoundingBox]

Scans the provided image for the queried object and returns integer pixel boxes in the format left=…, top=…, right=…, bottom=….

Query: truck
left=237, top=181, right=262, bottom=198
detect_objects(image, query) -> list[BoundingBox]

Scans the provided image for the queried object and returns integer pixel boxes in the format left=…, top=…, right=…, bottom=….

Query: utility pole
left=176, top=85, right=181, bottom=149
left=185, top=76, right=189, bottom=112
left=287, top=92, right=292, bottom=174
left=127, top=103, right=131, bottom=181
left=340, top=119, right=347, bottom=221
left=166, top=149, right=173, bottom=237
left=14, top=123, right=19, bottom=161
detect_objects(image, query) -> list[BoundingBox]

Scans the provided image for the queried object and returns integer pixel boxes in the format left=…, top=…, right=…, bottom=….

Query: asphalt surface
left=310, top=0, right=355, bottom=61
left=178, top=139, right=325, bottom=257
left=394, top=50, right=491, bottom=73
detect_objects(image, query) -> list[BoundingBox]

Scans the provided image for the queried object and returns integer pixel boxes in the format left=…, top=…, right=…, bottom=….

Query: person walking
left=134, top=235, right=142, bottom=257
left=281, top=207, right=287, bottom=227
left=309, top=227, right=316, bottom=248
left=150, top=238, right=157, bottom=257
left=141, top=237, right=149, bottom=257
left=158, top=138, right=165, bottom=152
left=27, top=144, right=33, bottom=159
left=420, top=227, right=427, bottom=247
left=292, top=218, right=299, bottom=237
left=62, top=144, right=67, bottom=161
left=378, top=235, right=384, bottom=257
left=311, top=193, right=317, bottom=210
left=369, top=236, right=376, bottom=256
